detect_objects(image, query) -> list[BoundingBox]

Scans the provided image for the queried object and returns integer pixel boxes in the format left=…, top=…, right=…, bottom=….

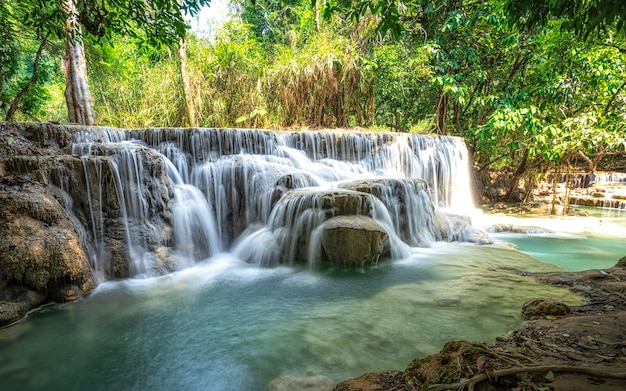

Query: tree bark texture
left=63, top=0, right=95, bottom=125
left=178, top=37, right=198, bottom=127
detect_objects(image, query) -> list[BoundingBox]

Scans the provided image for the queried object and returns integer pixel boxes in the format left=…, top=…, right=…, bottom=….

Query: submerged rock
left=320, top=216, right=389, bottom=266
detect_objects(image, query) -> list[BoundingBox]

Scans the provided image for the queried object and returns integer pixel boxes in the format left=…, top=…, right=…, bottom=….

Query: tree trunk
left=435, top=93, right=449, bottom=134
left=453, top=100, right=462, bottom=134
left=63, top=0, right=95, bottom=125
left=314, top=0, right=321, bottom=32
left=178, top=37, right=197, bottom=127
left=6, top=39, right=47, bottom=121
left=507, top=148, right=529, bottom=201
left=550, top=165, right=560, bottom=215
left=562, top=159, right=571, bottom=215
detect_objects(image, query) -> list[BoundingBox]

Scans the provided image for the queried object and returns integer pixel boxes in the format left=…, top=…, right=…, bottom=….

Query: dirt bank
left=335, top=257, right=626, bottom=391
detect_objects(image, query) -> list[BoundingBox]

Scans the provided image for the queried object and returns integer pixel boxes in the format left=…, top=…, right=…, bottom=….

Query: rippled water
left=0, top=242, right=585, bottom=391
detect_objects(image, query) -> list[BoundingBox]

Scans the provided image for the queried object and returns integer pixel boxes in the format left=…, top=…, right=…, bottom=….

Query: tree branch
left=603, top=79, right=626, bottom=116
left=6, top=38, right=47, bottom=121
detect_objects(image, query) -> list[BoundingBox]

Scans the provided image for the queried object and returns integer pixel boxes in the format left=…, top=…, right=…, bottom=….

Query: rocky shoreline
left=334, top=257, right=626, bottom=391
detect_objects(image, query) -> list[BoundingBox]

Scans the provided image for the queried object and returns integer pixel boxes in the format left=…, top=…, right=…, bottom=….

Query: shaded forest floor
left=335, top=256, right=626, bottom=391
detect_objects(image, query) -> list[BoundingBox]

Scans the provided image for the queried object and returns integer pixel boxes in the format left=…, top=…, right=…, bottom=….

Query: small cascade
left=165, top=159, right=222, bottom=265
left=338, top=178, right=441, bottom=246
left=108, top=150, right=153, bottom=277
left=265, top=189, right=376, bottom=265
left=191, top=154, right=320, bottom=246
left=65, top=126, right=481, bottom=278
left=558, top=171, right=626, bottom=210
left=71, top=136, right=176, bottom=278
left=77, top=156, right=108, bottom=281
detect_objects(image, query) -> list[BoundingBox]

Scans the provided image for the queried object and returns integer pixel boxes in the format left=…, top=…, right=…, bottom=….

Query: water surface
left=0, top=244, right=582, bottom=391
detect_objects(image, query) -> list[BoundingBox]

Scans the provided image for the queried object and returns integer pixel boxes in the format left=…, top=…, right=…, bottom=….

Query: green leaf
left=235, top=115, right=248, bottom=123
left=544, top=370, right=555, bottom=382
left=7, top=135, right=13, bottom=146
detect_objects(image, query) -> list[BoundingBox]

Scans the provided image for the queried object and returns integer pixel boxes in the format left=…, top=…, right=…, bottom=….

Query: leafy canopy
left=3, top=0, right=212, bottom=45
left=505, top=0, right=626, bottom=37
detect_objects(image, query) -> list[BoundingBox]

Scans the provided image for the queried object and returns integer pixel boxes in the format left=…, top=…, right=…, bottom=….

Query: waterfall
left=77, top=156, right=108, bottom=281
left=70, top=127, right=482, bottom=278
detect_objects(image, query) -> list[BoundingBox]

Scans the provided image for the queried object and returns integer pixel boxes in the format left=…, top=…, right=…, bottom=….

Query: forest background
left=2, top=0, right=626, bottom=202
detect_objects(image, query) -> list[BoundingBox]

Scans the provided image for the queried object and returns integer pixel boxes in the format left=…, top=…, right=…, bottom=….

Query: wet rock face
left=268, top=189, right=378, bottom=263
left=0, top=122, right=176, bottom=325
left=3, top=122, right=177, bottom=278
left=320, top=216, right=390, bottom=266
left=0, top=281, right=48, bottom=327
left=0, top=178, right=96, bottom=326
left=339, top=178, right=436, bottom=245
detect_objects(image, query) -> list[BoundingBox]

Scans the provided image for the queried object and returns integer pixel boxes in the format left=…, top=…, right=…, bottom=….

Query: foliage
left=3, top=0, right=626, bottom=200
left=4, top=0, right=212, bottom=45
left=505, top=0, right=626, bottom=37
left=236, top=0, right=317, bottom=47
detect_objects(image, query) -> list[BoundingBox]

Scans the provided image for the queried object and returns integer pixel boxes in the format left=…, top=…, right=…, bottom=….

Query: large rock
left=338, top=178, right=439, bottom=245
left=320, top=216, right=389, bottom=266
left=269, top=189, right=379, bottom=263
left=4, top=144, right=175, bottom=278
left=521, top=297, right=571, bottom=319
left=0, top=178, right=96, bottom=326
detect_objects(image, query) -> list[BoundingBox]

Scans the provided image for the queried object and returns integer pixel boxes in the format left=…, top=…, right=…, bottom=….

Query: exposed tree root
left=427, top=365, right=626, bottom=391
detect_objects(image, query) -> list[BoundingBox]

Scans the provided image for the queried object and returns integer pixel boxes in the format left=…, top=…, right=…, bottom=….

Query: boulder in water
left=0, top=280, right=47, bottom=326
left=434, top=209, right=493, bottom=244
left=339, top=178, right=439, bottom=246
left=320, top=215, right=389, bottom=266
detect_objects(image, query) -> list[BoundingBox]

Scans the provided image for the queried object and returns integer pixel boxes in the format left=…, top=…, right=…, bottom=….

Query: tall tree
left=178, top=36, right=198, bottom=127
left=3, top=0, right=211, bottom=124
left=63, top=0, right=96, bottom=124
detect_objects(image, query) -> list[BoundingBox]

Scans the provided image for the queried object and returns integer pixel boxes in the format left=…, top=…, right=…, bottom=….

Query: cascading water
left=70, top=127, right=482, bottom=277
left=6, top=125, right=626, bottom=391
left=556, top=171, right=626, bottom=210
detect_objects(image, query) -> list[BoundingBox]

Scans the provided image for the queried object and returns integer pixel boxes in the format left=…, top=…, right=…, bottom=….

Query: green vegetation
left=1, top=0, right=625, bottom=201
